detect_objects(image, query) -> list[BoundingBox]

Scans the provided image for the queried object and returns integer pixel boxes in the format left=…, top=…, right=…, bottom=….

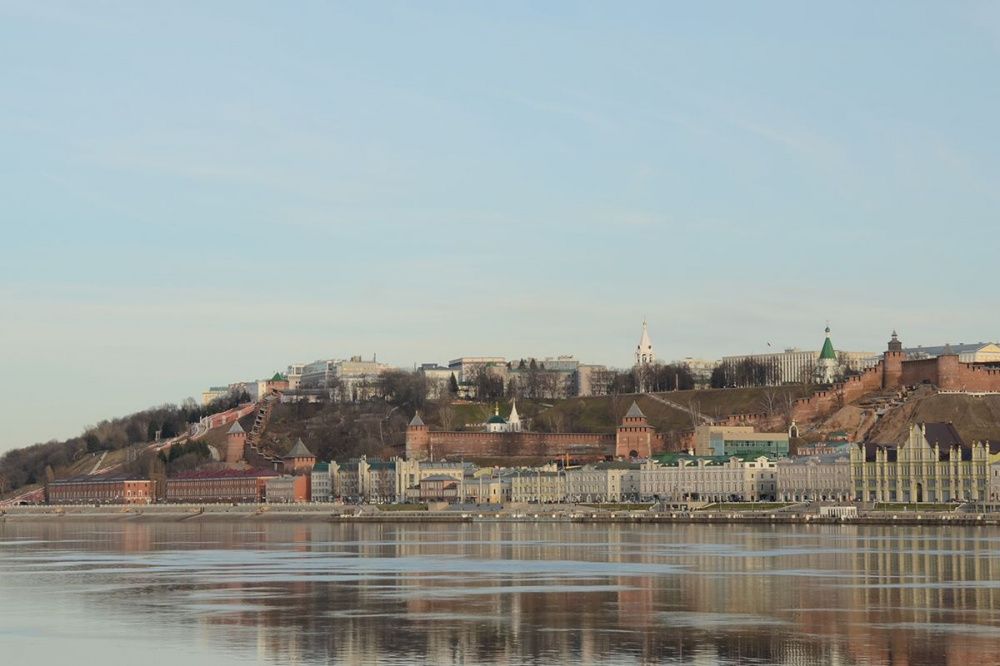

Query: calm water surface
left=1, top=521, right=999, bottom=665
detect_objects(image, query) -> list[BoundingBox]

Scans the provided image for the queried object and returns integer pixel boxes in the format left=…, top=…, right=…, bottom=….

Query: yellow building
left=851, top=423, right=992, bottom=503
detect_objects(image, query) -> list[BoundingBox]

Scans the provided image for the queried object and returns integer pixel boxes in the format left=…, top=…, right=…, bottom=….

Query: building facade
left=300, top=356, right=389, bottom=401
left=775, top=458, right=852, bottom=502
left=46, top=475, right=154, bottom=505
left=693, top=425, right=790, bottom=458
left=265, top=475, right=310, bottom=503
left=406, top=400, right=663, bottom=461
left=165, top=469, right=278, bottom=503
left=850, top=423, right=992, bottom=503
left=310, top=463, right=332, bottom=502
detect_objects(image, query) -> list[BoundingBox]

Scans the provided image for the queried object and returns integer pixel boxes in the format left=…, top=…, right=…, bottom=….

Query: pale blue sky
left=2, top=1, right=999, bottom=452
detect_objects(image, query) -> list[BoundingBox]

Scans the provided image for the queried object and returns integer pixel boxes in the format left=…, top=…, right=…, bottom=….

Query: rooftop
left=624, top=402, right=646, bottom=419
left=284, top=439, right=315, bottom=459
left=171, top=468, right=279, bottom=480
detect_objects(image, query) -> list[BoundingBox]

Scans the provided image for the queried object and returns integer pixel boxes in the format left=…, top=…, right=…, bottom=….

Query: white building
left=447, top=357, right=506, bottom=384
left=774, top=457, right=852, bottom=502
left=418, top=363, right=456, bottom=398
left=721, top=325, right=876, bottom=386
left=485, top=401, right=522, bottom=433
left=565, top=463, right=639, bottom=503
left=300, top=356, right=389, bottom=401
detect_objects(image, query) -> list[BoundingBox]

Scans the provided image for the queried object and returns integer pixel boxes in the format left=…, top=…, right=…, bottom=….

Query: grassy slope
left=533, top=386, right=813, bottom=434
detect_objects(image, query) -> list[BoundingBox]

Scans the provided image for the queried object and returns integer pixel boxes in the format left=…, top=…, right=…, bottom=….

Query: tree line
left=0, top=391, right=248, bottom=495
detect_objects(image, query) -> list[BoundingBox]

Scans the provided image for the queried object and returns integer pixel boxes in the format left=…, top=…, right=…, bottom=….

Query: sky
left=2, top=1, right=999, bottom=453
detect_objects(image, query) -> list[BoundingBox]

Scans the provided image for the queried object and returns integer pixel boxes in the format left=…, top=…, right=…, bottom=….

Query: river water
left=1, top=521, right=998, bottom=665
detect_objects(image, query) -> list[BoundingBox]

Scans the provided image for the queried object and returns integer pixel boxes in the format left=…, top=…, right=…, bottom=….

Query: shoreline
left=2, top=505, right=999, bottom=527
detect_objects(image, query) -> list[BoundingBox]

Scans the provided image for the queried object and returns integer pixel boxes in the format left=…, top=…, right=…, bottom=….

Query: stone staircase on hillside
left=645, top=393, right=715, bottom=426
left=245, top=389, right=283, bottom=470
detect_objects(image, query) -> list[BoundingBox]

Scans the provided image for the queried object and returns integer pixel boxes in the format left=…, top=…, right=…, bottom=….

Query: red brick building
left=46, top=474, right=154, bottom=505
left=165, top=468, right=278, bottom=503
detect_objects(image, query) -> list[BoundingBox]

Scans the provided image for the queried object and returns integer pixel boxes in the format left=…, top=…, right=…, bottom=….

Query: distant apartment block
left=201, top=386, right=232, bottom=406
left=445, top=355, right=609, bottom=399
left=299, top=355, right=389, bottom=401
left=720, top=348, right=876, bottom=386
left=674, top=357, right=720, bottom=389
left=418, top=363, right=456, bottom=398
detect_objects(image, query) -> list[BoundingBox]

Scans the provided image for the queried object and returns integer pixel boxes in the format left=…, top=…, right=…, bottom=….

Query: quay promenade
left=3, top=503, right=1000, bottom=527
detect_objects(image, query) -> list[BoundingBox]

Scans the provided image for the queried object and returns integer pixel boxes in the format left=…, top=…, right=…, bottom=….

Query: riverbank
left=3, top=504, right=999, bottom=526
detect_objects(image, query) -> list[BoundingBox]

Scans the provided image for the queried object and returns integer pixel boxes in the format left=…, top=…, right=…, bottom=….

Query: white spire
left=635, top=319, right=655, bottom=366
left=507, top=399, right=521, bottom=432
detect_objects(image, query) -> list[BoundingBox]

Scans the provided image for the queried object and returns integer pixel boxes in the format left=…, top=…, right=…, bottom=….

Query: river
left=1, top=521, right=998, bottom=665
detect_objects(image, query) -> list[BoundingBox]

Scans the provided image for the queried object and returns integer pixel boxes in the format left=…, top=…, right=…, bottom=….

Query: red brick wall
left=900, top=357, right=940, bottom=386
left=408, top=428, right=614, bottom=459
left=615, top=425, right=652, bottom=458
left=882, top=351, right=904, bottom=389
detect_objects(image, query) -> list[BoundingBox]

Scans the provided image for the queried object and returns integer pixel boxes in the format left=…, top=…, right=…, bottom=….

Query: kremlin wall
left=724, top=332, right=1000, bottom=431
left=406, top=332, right=1000, bottom=461
left=406, top=402, right=667, bottom=460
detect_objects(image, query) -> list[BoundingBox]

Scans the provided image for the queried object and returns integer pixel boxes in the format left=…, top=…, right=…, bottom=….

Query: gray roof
left=903, top=342, right=995, bottom=358
left=284, top=439, right=314, bottom=458
left=226, top=421, right=245, bottom=435
left=625, top=401, right=645, bottom=419
left=409, top=413, right=425, bottom=427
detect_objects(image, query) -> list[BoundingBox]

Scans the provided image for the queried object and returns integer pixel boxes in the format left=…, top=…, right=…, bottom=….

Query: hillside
left=9, top=382, right=1000, bottom=500
left=528, top=386, right=813, bottom=434
left=865, top=392, right=1000, bottom=445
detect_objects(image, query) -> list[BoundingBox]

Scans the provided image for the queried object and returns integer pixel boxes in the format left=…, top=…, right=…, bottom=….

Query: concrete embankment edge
left=2, top=507, right=999, bottom=527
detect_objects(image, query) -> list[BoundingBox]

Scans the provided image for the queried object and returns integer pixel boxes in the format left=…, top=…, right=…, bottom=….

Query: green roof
left=487, top=415, right=507, bottom=424
left=819, top=329, right=837, bottom=360
left=271, top=372, right=286, bottom=381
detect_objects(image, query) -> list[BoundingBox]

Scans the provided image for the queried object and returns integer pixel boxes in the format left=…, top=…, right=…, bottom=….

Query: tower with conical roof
left=405, top=412, right=430, bottom=459
left=282, top=438, right=316, bottom=475
left=225, top=420, right=247, bottom=464
left=815, top=325, right=839, bottom=384
left=635, top=320, right=655, bottom=366
left=615, top=401, right=654, bottom=458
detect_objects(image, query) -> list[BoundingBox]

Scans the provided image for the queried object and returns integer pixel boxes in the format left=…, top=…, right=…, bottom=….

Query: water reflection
left=1, top=521, right=999, bottom=665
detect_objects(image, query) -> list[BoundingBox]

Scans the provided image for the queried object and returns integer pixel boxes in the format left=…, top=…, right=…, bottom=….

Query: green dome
left=819, top=328, right=837, bottom=360
left=487, top=415, right=507, bottom=424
